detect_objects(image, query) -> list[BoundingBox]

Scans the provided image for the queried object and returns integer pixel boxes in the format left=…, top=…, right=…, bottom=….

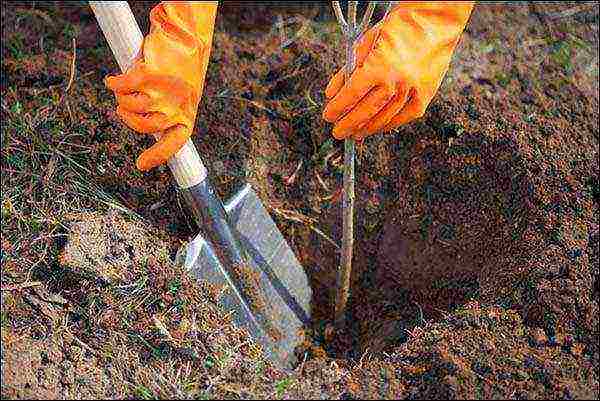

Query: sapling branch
left=332, top=2, right=347, bottom=32
left=383, top=1, right=394, bottom=19
left=360, top=3, right=376, bottom=33
left=332, top=1, right=376, bottom=329
left=348, top=2, right=357, bottom=30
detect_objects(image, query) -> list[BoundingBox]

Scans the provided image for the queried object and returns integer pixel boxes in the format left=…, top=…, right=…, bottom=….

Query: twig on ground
left=0, top=281, right=43, bottom=291
left=357, top=347, right=372, bottom=368
left=153, top=315, right=174, bottom=340
left=413, top=301, right=426, bottom=326
left=216, top=93, right=281, bottom=122
left=70, top=332, right=99, bottom=356
left=65, top=37, right=77, bottom=93
left=269, top=206, right=340, bottom=251
left=30, top=233, right=68, bottom=245
left=315, top=172, right=329, bottom=191
left=283, top=160, right=303, bottom=186
left=295, top=351, right=309, bottom=376
left=304, top=82, right=319, bottom=108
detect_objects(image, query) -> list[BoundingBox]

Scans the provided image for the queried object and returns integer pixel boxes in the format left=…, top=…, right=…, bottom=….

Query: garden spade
left=90, top=1, right=311, bottom=370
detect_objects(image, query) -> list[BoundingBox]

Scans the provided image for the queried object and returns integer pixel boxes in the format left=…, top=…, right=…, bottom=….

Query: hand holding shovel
left=91, top=1, right=312, bottom=370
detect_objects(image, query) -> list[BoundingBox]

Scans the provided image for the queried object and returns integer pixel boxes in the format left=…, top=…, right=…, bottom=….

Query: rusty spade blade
left=91, top=1, right=312, bottom=370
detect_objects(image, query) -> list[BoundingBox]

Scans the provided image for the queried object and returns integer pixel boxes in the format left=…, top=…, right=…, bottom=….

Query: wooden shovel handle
left=90, top=1, right=207, bottom=189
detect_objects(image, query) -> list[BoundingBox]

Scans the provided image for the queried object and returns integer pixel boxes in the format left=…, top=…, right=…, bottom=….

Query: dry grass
left=2, top=211, right=291, bottom=399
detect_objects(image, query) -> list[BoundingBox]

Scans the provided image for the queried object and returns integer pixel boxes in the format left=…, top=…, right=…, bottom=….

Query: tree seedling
left=331, top=1, right=387, bottom=329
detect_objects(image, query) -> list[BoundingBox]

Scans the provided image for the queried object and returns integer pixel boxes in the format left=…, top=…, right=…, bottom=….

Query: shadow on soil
left=299, top=126, right=536, bottom=359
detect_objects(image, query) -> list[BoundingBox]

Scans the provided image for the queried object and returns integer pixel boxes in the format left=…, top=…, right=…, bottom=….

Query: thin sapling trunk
left=332, top=1, right=377, bottom=329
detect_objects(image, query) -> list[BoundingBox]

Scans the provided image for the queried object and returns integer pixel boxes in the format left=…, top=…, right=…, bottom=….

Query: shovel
left=90, top=1, right=311, bottom=370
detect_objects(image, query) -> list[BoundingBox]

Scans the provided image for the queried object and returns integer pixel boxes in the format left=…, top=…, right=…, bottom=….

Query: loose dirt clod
left=2, top=211, right=284, bottom=399
left=58, top=210, right=172, bottom=284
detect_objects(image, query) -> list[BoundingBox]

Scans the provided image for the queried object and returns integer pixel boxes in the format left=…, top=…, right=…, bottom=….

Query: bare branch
left=332, top=0, right=361, bottom=331
left=348, top=1, right=358, bottom=30
left=359, top=2, right=376, bottom=34
left=331, top=2, right=347, bottom=30
left=383, top=1, right=394, bottom=19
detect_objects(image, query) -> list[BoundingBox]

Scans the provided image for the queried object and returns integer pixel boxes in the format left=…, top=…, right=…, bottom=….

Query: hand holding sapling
left=323, top=1, right=474, bottom=140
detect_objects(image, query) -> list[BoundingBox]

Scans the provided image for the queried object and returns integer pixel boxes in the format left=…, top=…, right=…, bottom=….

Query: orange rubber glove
left=105, top=1, right=217, bottom=171
left=323, top=2, right=474, bottom=141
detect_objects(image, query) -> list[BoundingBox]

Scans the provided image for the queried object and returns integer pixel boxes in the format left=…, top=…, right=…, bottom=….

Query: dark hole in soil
left=282, top=124, right=539, bottom=359
left=118, top=105, right=539, bottom=362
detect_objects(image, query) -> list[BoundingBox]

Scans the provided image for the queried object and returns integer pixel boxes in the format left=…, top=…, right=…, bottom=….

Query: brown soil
left=1, top=1, right=599, bottom=399
left=2, top=212, right=278, bottom=399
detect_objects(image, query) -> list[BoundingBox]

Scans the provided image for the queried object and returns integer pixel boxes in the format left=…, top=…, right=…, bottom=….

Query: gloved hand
left=323, top=2, right=474, bottom=141
left=105, top=1, right=217, bottom=171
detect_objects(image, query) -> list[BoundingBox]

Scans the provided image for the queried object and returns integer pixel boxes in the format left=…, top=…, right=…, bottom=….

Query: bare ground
left=1, top=1, right=599, bottom=399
